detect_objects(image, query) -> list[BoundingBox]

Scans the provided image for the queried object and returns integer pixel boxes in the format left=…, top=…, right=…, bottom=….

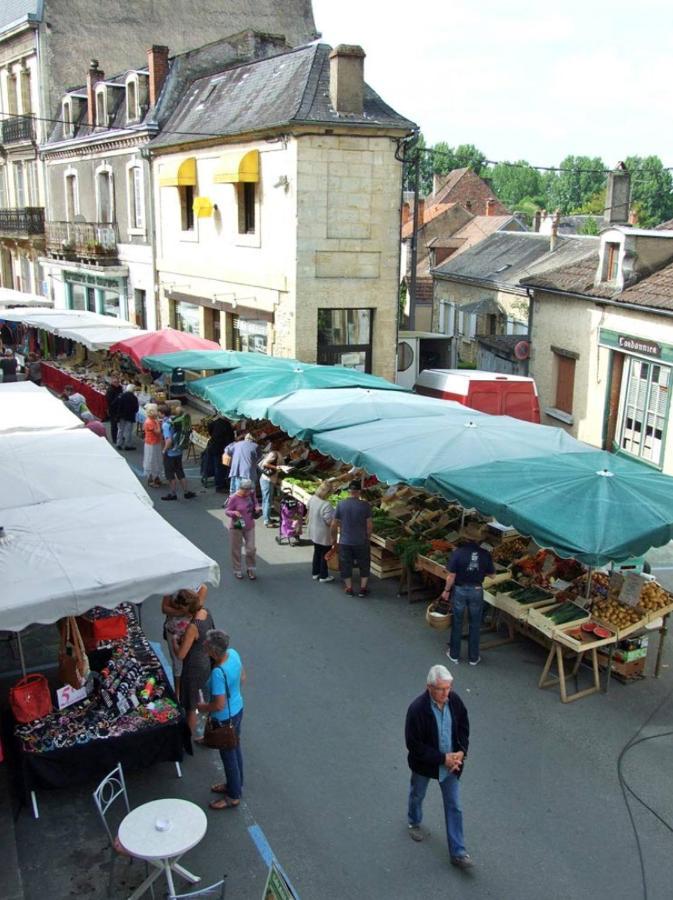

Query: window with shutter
left=617, top=357, right=670, bottom=466
left=554, top=354, right=576, bottom=414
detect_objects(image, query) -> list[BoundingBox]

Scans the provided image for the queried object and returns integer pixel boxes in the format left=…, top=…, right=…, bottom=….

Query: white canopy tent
left=0, top=427, right=151, bottom=510
left=0, top=289, right=53, bottom=308
left=57, top=325, right=147, bottom=350
left=0, top=308, right=138, bottom=333
left=0, top=494, right=219, bottom=632
left=0, top=382, right=83, bottom=433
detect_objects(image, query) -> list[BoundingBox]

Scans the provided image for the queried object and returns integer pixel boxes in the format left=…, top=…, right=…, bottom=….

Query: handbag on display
left=10, top=674, right=53, bottom=723
left=77, top=608, right=127, bottom=650
left=58, top=616, right=91, bottom=689
left=202, top=671, right=239, bottom=750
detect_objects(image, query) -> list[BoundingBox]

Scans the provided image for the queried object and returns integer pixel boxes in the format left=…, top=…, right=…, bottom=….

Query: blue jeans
left=217, top=709, right=244, bottom=800
left=449, top=585, right=484, bottom=663
left=408, top=770, right=466, bottom=858
left=260, top=477, right=275, bottom=523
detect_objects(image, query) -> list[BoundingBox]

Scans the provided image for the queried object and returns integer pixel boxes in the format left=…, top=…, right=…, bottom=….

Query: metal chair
left=92, top=762, right=154, bottom=896
left=168, top=875, right=227, bottom=899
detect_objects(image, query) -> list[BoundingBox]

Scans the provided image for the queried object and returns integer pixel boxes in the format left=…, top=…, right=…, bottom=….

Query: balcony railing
left=46, top=220, right=119, bottom=264
left=0, top=207, right=45, bottom=236
left=2, top=115, right=35, bottom=144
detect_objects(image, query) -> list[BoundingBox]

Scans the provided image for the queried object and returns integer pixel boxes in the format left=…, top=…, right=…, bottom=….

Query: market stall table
left=118, top=798, right=207, bottom=899
left=41, top=361, right=107, bottom=418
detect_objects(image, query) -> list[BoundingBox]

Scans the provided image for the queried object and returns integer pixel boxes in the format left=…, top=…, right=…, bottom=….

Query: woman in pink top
left=224, top=479, right=261, bottom=580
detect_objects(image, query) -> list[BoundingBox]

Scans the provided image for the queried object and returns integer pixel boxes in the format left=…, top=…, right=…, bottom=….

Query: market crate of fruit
left=639, top=580, right=673, bottom=622
left=590, top=596, right=648, bottom=639
left=415, top=553, right=449, bottom=580
left=528, top=600, right=590, bottom=637
left=554, top=620, right=616, bottom=651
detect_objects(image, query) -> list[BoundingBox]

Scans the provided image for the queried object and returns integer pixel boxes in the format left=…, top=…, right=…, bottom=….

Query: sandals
left=209, top=797, right=240, bottom=810
left=211, top=782, right=229, bottom=794
left=234, top=572, right=244, bottom=580
left=247, top=570, right=257, bottom=580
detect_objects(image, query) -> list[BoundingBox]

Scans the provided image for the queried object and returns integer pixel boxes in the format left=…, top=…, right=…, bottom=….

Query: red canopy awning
left=109, top=328, right=219, bottom=369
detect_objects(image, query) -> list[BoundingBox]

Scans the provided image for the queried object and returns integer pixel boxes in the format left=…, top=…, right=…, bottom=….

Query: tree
left=545, top=155, right=607, bottom=214
left=624, top=155, right=673, bottom=227
left=489, top=161, right=544, bottom=209
left=571, top=188, right=606, bottom=216
left=450, top=143, right=486, bottom=175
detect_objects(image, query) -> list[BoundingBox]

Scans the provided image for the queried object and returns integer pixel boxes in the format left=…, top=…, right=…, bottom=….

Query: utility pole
left=407, top=148, right=421, bottom=332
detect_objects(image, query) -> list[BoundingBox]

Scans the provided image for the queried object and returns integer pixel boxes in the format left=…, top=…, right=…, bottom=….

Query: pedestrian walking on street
left=405, top=664, right=473, bottom=869
left=142, top=403, right=164, bottom=487
left=225, top=433, right=260, bottom=494
left=160, top=403, right=196, bottom=501
left=172, top=585, right=213, bottom=735
left=198, top=629, right=246, bottom=810
left=331, top=479, right=372, bottom=597
left=115, top=383, right=139, bottom=450
left=307, top=481, right=336, bottom=582
left=0, top=348, right=18, bottom=382
left=443, top=524, right=495, bottom=666
left=224, top=479, right=260, bottom=580
left=105, top=374, right=123, bottom=444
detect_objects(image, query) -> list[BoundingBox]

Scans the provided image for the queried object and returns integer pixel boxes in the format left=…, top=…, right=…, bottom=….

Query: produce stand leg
left=604, top=645, right=615, bottom=693
left=398, top=565, right=435, bottom=604
left=480, top=611, right=517, bottom=651
left=538, top=644, right=558, bottom=690
left=539, top=644, right=601, bottom=703
left=30, top=790, right=39, bottom=819
left=655, top=613, right=669, bottom=678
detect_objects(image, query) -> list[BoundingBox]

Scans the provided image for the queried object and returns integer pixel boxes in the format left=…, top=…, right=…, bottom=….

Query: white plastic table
left=118, top=798, right=208, bottom=899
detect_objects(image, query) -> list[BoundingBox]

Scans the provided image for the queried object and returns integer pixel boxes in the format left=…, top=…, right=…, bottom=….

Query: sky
left=311, top=0, right=673, bottom=169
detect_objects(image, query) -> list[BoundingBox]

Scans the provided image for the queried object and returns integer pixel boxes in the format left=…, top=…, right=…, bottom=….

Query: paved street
left=5, top=462, right=673, bottom=899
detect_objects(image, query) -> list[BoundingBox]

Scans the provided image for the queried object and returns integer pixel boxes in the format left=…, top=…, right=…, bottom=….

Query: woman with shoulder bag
left=172, top=587, right=214, bottom=735
left=224, top=478, right=262, bottom=580
left=198, top=629, right=246, bottom=810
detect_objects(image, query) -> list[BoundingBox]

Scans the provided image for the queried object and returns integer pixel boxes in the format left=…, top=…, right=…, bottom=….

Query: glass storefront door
left=175, top=301, right=200, bottom=335
left=317, top=308, right=373, bottom=372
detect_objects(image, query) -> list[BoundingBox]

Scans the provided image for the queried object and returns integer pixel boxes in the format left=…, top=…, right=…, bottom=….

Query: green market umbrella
left=427, top=450, right=673, bottom=565
left=188, top=364, right=406, bottom=417
left=238, top=387, right=463, bottom=439
left=312, top=413, right=588, bottom=487
left=141, top=350, right=299, bottom=374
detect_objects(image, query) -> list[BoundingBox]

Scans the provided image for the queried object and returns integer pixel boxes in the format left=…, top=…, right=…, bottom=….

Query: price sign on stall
left=619, top=572, right=646, bottom=608
left=56, top=682, right=87, bottom=710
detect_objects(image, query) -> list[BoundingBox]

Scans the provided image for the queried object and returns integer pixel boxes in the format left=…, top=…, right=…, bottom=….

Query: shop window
left=617, top=358, right=670, bottom=467
left=7, top=72, right=17, bottom=115
left=102, top=289, right=120, bottom=318
left=317, top=308, right=373, bottom=372
left=237, top=182, right=256, bottom=234
left=179, top=185, right=195, bottom=232
left=133, top=289, right=147, bottom=328
left=174, top=299, right=200, bottom=334
left=554, top=352, right=576, bottom=415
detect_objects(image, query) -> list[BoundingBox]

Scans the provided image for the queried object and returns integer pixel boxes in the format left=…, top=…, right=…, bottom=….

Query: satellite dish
left=514, top=340, right=530, bottom=361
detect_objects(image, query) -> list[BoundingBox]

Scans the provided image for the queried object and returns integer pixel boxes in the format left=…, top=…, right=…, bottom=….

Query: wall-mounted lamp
left=273, top=175, right=289, bottom=192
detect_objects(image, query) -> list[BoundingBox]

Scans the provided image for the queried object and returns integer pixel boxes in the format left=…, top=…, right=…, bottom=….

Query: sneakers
left=344, top=587, right=354, bottom=596
left=446, top=649, right=460, bottom=663
left=408, top=825, right=425, bottom=842
left=161, top=493, right=177, bottom=501
left=451, top=854, right=474, bottom=869
left=469, top=657, right=482, bottom=667
left=358, top=587, right=370, bottom=598
left=319, top=575, right=335, bottom=583
left=184, top=491, right=196, bottom=499
left=312, top=575, right=320, bottom=581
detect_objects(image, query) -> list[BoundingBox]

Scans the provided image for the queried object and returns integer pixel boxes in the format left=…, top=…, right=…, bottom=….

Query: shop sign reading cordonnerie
left=599, top=328, right=673, bottom=363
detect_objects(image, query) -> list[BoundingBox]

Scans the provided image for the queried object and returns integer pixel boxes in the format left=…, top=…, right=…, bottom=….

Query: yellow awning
left=193, top=196, right=214, bottom=218
left=213, top=149, right=259, bottom=184
left=159, top=157, right=197, bottom=187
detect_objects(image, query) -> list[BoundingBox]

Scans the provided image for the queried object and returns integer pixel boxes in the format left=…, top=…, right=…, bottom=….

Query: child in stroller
left=276, top=496, right=306, bottom=546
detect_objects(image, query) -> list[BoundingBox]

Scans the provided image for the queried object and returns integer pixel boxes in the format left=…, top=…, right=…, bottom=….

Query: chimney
left=417, top=198, right=425, bottom=227
left=533, top=210, right=541, bottom=232
left=628, top=208, right=639, bottom=226
left=550, top=209, right=560, bottom=252
left=147, top=45, right=169, bottom=108
left=329, top=44, right=365, bottom=115
left=604, top=167, right=631, bottom=225
left=86, top=59, right=104, bottom=127
left=486, top=197, right=495, bottom=217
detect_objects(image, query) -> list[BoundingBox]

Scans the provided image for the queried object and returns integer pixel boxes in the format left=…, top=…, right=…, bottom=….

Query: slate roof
left=476, top=333, right=526, bottom=355
left=151, top=42, right=415, bottom=150
left=0, top=0, right=41, bottom=32
left=432, top=231, right=599, bottom=292
left=449, top=215, right=522, bottom=258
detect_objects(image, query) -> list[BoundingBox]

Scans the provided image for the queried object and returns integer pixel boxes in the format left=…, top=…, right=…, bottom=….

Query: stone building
left=150, top=42, right=414, bottom=379
left=0, top=0, right=317, bottom=296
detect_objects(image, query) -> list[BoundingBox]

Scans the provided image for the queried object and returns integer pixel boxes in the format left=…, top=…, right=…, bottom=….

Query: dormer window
left=126, top=77, right=138, bottom=123
left=62, top=98, right=73, bottom=138
left=95, top=86, right=107, bottom=128
left=605, top=242, right=620, bottom=281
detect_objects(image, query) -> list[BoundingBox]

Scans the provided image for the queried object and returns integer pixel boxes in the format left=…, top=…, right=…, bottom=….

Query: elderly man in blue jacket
left=404, top=664, right=473, bottom=868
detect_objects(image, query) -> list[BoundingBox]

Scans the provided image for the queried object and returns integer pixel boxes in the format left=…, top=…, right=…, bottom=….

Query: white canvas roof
left=0, top=427, right=151, bottom=510
left=57, top=325, right=147, bottom=350
left=0, top=288, right=53, bottom=308
left=0, top=383, right=83, bottom=433
left=0, top=308, right=137, bottom=334
left=0, top=494, right=219, bottom=631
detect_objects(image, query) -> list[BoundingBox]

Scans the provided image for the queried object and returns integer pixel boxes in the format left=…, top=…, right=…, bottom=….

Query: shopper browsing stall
left=205, top=415, right=235, bottom=493
left=443, top=524, right=495, bottom=666
left=331, top=480, right=373, bottom=598
left=259, top=448, right=282, bottom=526
left=105, top=375, right=123, bottom=444
left=115, top=383, right=139, bottom=450
left=160, top=403, right=196, bottom=502
left=225, top=434, right=260, bottom=494
left=307, top=482, right=336, bottom=583
left=172, top=585, right=214, bottom=735
left=224, top=479, right=261, bottom=580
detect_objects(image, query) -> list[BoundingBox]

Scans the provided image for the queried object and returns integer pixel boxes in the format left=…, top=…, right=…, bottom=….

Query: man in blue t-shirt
left=160, top=404, right=196, bottom=502
left=331, top=480, right=373, bottom=598
left=442, top=524, right=494, bottom=666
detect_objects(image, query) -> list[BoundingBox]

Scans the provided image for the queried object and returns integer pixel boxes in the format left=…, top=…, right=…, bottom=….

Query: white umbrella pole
left=16, top=631, right=27, bottom=678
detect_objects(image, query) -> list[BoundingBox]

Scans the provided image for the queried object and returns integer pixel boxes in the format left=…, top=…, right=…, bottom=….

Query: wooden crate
left=591, top=612, right=648, bottom=640
left=371, top=560, right=403, bottom=579
left=415, top=554, right=447, bottom=580
left=490, top=581, right=555, bottom=623
left=528, top=603, right=590, bottom=638
left=554, top=622, right=617, bottom=652
left=370, top=532, right=400, bottom=553
left=281, top=483, right=313, bottom=506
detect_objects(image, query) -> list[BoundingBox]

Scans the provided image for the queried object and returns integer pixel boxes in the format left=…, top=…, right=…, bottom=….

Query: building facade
left=524, top=225, right=673, bottom=475
left=151, top=43, right=414, bottom=379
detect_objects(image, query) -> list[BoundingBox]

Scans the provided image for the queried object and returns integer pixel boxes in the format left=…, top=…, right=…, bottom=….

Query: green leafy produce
left=545, top=602, right=586, bottom=625
left=396, top=536, right=430, bottom=569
